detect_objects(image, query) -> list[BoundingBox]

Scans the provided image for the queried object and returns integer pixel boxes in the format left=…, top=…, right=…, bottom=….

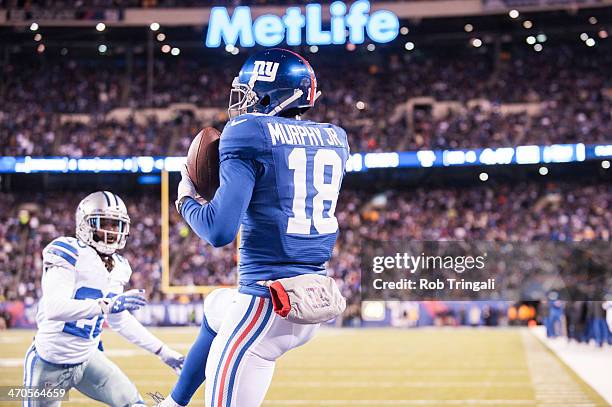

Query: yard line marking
left=271, top=381, right=532, bottom=388
left=263, top=400, right=535, bottom=405
left=0, top=358, right=25, bottom=367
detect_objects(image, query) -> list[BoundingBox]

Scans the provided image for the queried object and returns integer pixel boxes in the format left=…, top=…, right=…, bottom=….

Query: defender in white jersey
left=24, top=191, right=184, bottom=407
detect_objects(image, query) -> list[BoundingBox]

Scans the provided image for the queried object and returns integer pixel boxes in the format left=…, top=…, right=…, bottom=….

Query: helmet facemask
left=228, top=75, right=259, bottom=119
left=77, top=211, right=130, bottom=255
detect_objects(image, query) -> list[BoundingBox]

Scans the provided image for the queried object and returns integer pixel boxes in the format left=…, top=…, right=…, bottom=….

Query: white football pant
left=204, top=289, right=318, bottom=407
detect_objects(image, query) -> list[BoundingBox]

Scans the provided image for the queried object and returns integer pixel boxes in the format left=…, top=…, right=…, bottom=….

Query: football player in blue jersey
left=158, top=48, right=350, bottom=407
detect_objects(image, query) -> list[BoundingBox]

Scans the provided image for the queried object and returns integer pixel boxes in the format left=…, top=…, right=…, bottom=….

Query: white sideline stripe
left=522, top=330, right=599, bottom=406
left=263, top=400, right=534, bottom=405
left=531, top=326, right=612, bottom=406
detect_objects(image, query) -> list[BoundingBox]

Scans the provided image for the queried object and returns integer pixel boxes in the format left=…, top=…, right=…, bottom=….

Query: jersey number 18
left=287, top=148, right=342, bottom=235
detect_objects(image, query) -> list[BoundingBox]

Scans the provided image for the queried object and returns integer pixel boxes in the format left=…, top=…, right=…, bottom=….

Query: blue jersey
left=221, top=114, right=349, bottom=296
left=180, top=113, right=349, bottom=297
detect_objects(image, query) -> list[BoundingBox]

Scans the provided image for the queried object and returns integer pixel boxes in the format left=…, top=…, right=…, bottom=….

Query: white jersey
left=35, top=236, right=132, bottom=365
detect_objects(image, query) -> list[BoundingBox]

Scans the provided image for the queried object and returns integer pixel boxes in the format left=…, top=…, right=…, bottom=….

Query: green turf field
left=0, top=328, right=608, bottom=406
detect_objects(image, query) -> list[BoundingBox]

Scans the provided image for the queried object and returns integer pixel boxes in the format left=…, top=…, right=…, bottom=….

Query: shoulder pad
left=43, top=237, right=81, bottom=269
left=219, top=114, right=267, bottom=160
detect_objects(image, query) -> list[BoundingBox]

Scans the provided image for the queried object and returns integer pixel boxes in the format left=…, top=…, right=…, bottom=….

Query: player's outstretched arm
left=42, top=265, right=106, bottom=321
left=107, top=304, right=185, bottom=374
left=179, top=157, right=256, bottom=247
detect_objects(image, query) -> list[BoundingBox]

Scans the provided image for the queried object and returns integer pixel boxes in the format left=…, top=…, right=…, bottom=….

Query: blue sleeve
left=219, top=114, right=267, bottom=160
left=180, top=157, right=256, bottom=248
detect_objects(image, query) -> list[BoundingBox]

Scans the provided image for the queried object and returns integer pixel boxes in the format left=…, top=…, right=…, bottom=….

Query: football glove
left=98, top=289, right=147, bottom=315
left=156, top=345, right=185, bottom=375
left=176, top=165, right=196, bottom=213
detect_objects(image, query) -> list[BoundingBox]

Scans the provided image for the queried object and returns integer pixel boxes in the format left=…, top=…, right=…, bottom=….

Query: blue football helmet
left=228, top=48, right=320, bottom=119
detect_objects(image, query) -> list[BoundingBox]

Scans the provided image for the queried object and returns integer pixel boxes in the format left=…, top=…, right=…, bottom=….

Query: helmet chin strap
left=268, top=89, right=304, bottom=116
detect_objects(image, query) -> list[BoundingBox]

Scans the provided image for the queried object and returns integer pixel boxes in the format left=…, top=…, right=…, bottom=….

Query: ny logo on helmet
left=253, top=61, right=279, bottom=82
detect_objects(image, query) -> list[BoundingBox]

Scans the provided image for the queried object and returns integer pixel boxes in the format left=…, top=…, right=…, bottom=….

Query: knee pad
left=203, top=288, right=237, bottom=333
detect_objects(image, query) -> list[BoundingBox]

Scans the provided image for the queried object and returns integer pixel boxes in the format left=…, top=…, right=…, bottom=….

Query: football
left=186, top=127, right=221, bottom=201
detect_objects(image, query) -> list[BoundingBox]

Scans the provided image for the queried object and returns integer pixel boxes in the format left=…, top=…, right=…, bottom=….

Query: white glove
left=98, top=289, right=146, bottom=315
left=176, top=164, right=196, bottom=212
left=157, top=345, right=185, bottom=375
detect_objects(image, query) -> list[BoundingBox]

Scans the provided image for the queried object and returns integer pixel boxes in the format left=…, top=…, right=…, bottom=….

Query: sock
left=170, top=317, right=217, bottom=406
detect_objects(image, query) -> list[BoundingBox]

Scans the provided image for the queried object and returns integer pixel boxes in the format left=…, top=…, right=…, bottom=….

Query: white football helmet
left=75, top=191, right=130, bottom=255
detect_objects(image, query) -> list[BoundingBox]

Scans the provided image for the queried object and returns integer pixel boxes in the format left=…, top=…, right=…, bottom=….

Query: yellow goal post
left=160, top=169, right=238, bottom=295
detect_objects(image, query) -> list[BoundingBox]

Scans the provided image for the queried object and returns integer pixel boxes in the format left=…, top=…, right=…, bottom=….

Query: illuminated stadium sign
left=1, top=144, right=609, bottom=174
left=205, top=1, right=400, bottom=48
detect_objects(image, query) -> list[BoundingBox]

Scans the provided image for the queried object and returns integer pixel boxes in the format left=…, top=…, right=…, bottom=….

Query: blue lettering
left=367, top=10, right=399, bottom=43
left=330, top=1, right=347, bottom=44
left=346, top=0, right=369, bottom=44
left=204, top=1, right=398, bottom=48
left=206, top=6, right=254, bottom=48
left=306, top=4, right=332, bottom=45
left=253, top=14, right=285, bottom=47
left=284, top=7, right=305, bottom=46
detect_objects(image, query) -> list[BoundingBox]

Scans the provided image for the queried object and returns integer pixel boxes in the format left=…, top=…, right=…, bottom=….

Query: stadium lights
left=367, top=44, right=376, bottom=51
left=585, top=38, right=596, bottom=47
left=156, top=33, right=166, bottom=42
left=356, top=101, right=365, bottom=110
left=98, top=44, right=107, bottom=53
left=523, top=20, right=533, bottom=29
left=479, top=172, right=488, bottom=182
left=537, top=34, right=547, bottom=43
left=464, top=24, right=473, bottom=33
left=34, top=33, right=42, bottom=42
left=36, top=44, right=45, bottom=53
left=150, top=22, right=160, bottom=31
left=400, top=27, right=409, bottom=35
left=509, top=9, right=519, bottom=19
left=598, top=30, right=608, bottom=39
left=471, top=38, right=482, bottom=48
left=161, top=44, right=171, bottom=53
left=526, top=36, right=536, bottom=45
left=309, top=45, right=318, bottom=53
left=588, top=16, right=597, bottom=25
left=29, top=22, right=39, bottom=31
left=404, top=41, right=414, bottom=51
left=96, top=22, right=106, bottom=32
left=534, top=44, right=543, bottom=52
left=225, top=44, right=235, bottom=53
left=171, top=47, right=180, bottom=56
left=231, top=47, right=239, bottom=55
left=346, top=43, right=356, bottom=51
left=580, top=33, right=589, bottom=41
left=539, top=166, right=548, bottom=175
left=602, top=160, right=610, bottom=169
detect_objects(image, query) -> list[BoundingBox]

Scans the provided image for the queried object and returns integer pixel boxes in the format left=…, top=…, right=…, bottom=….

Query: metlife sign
left=205, top=1, right=400, bottom=48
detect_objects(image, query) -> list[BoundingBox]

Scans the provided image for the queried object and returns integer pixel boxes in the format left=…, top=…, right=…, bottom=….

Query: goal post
left=160, top=169, right=237, bottom=295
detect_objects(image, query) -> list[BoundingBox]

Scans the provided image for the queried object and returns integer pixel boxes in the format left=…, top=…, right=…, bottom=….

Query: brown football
left=186, top=127, right=220, bottom=201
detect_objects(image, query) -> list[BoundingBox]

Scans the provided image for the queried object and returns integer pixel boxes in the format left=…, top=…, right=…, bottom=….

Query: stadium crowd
left=0, top=181, right=610, bottom=334
left=1, top=42, right=611, bottom=156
